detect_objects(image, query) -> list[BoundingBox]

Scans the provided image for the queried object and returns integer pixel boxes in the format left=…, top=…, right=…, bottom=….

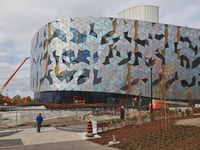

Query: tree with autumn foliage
left=0, top=94, right=5, bottom=105
left=13, top=94, right=21, bottom=100
left=26, top=96, right=31, bottom=102
left=155, top=62, right=176, bottom=131
left=20, top=97, right=28, bottom=103
left=184, top=87, right=197, bottom=111
left=2, top=96, right=11, bottom=101
left=12, top=97, right=21, bottom=103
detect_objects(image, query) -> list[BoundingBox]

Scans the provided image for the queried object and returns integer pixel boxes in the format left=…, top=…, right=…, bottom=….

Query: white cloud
left=0, top=0, right=199, bottom=98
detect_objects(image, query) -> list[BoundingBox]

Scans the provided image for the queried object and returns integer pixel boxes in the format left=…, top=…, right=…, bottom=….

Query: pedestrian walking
left=36, top=113, right=43, bottom=132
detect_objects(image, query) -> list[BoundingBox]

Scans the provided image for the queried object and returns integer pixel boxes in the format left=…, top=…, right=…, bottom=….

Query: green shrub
left=132, top=115, right=138, bottom=121
left=185, top=109, right=191, bottom=116
left=133, top=138, right=137, bottom=141
left=116, top=118, right=122, bottom=123
left=128, top=140, right=132, bottom=144
left=163, top=138, right=167, bottom=141
left=111, top=119, right=115, bottom=124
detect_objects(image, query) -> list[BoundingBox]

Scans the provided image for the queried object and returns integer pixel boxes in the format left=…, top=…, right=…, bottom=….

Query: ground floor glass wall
left=34, top=91, right=135, bottom=105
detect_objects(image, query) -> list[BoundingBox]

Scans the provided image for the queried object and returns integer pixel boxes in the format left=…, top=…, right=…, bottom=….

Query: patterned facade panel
left=30, top=17, right=200, bottom=99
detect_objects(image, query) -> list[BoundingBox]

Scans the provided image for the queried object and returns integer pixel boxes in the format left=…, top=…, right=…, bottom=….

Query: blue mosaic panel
left=30, top=17, right=200, bottom=99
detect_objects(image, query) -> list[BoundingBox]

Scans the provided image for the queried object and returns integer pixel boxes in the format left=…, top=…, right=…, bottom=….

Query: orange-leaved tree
left=2, top=96, right=11, bottom=101
left=155, top=62, right=176, bottom=131
left=20, top=97, right=28, bottom=103
left=12, top=97, right=21, bottom=103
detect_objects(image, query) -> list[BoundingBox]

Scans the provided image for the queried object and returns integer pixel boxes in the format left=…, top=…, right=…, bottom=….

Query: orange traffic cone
left=86, top=118, right=94, bottom=137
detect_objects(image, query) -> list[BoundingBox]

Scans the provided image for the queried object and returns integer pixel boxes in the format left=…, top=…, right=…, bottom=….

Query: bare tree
left=132, top=77, right=143, bottom=126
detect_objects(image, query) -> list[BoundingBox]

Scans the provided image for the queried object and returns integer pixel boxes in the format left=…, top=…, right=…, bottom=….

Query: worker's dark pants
left=37, top=123, right=41, bottom=132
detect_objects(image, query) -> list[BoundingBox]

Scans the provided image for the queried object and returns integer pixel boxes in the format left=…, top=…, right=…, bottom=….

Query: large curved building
left=31, top=16, right=200, bottom=104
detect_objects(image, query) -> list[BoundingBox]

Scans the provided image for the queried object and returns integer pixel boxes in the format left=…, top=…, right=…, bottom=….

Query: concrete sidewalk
left=0, top=126, right=118, bottom=150
left=0, top=140, right=117, bottom=150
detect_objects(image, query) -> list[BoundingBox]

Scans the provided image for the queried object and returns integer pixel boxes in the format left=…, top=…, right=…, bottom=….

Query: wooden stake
left=168, top=110, right=169, bottom=129
left=161, top=108, right=163, bottom=129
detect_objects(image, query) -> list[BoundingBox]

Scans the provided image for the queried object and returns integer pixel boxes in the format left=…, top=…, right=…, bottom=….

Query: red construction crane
left=0, top=57, right=30, bottom=94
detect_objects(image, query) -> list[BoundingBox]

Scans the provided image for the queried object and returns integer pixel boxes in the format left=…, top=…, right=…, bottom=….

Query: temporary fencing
left=0, top=104, right=198, bottom=134
left=0, top=106, right=120, bottom=132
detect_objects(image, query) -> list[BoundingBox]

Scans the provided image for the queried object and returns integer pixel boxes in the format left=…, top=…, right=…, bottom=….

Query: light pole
left=151, top=68, right=153, bottom=113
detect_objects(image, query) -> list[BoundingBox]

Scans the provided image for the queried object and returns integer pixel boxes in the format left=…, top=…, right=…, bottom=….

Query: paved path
left=0, top=125, right=118, bottom=150
left=0, top=140, right=117, bottom=150
left=175, top=117, right=200, bottom=126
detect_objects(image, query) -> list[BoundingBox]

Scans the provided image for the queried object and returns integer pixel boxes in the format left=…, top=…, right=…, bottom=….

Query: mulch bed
left=88, top=115, right=200, bottom=150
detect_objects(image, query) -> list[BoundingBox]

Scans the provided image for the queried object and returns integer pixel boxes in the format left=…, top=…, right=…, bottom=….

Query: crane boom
left=0, top=57, right=30, bottom=94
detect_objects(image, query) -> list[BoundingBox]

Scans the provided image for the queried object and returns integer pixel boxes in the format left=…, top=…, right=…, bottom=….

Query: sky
left=0, top=0, right=200, bottom=99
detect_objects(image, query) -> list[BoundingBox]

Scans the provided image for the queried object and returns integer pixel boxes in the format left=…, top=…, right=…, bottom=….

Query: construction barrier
left=86, top=118, right=94, bottom=137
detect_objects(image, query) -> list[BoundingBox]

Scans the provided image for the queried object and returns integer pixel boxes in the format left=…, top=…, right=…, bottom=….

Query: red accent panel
left=73, top=96, right=86, bottom=103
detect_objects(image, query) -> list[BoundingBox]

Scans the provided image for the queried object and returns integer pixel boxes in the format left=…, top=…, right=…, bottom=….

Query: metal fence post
left=102, top=107, right=104, bottom=120
left=59, top=110, right=61, bottom=126
left=113, top=107, right=114, bottom=118
left=16, top=108, right=18, bottom=131
left=0, top=113, right=2, bottom=131
left=42, top=110, right=44, bottom=129
left=76, top=109, right=77, bottom=125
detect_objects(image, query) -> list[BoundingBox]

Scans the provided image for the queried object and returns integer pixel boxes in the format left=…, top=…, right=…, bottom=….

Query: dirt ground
left=88, top=114, right=200, bottom=150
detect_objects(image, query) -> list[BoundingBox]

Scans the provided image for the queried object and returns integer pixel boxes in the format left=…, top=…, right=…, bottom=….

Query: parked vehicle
left=149, top=103, right=169, bottom=112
